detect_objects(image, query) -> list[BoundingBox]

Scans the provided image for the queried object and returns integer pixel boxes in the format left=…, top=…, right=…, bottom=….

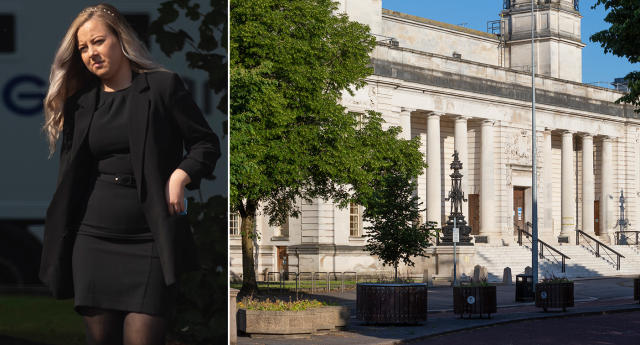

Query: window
left=123, top=13, right=150, bottom=49
left=274, top=218, right=289, bottom=238
left=229, top=212, right=239, bottom=236
left=0, top=14, right=15, bottom=53
left=350, top=202, right=362, bottom=237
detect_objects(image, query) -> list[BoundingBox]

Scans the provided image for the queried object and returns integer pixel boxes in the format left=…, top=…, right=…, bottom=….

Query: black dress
left=72, top=85, right=175, bottom=317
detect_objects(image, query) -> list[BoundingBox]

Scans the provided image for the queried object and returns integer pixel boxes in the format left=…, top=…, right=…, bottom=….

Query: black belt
left=97, top=173, right=137, bottom=187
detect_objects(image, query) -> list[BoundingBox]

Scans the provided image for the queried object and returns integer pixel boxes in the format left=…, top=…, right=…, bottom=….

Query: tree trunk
left=240, top=200, right=258, bottom=296
left=394, top=264, right=398, bottom=283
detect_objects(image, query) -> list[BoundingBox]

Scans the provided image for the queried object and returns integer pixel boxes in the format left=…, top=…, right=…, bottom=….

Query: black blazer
left=39, top=71, right=220, bottom=299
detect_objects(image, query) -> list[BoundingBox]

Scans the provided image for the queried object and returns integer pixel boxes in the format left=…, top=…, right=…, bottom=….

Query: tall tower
left=503, top=0, right=585, bottom=82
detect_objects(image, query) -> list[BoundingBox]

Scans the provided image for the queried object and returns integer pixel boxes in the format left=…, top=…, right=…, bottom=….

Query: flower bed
left=236, top=298, right=349, bottom=336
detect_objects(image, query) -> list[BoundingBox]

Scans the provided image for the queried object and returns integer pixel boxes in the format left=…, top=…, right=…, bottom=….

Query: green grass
left=0, top=294, right=84, bottom=345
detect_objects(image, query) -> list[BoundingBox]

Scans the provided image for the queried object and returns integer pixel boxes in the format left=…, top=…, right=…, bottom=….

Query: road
left=408, top=310, right=640, bottom=345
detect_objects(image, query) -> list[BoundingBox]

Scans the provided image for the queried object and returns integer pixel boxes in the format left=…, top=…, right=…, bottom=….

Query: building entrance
left=277, top=246, right=288, bottom=276
left=513, top=187, right=526, bottom=234
left=469, top=194, right=480, bottom=235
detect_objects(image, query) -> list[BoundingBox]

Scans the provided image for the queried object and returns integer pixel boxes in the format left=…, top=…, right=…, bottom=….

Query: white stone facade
left=229, top=0, right=639, bottom=279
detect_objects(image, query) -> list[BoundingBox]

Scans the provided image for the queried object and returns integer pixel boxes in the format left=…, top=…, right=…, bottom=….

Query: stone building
left=230, top=0, right=640, bottom=281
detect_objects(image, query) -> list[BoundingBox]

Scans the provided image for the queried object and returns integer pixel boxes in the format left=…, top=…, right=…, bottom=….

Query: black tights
left=78, top=307, right=167, bottom=345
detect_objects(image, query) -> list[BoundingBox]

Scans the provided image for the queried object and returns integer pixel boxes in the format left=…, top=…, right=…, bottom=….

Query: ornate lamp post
left=441, top=151, right=473, bottom=246
left=615, top=190, right=630, bottom=244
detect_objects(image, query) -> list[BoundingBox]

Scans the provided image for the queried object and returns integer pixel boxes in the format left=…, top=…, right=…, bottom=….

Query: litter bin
left=516, top=274, right=534, bottom=302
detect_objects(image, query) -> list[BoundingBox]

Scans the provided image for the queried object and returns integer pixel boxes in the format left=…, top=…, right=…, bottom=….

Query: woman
left=40, top=3, right=220, bottom=344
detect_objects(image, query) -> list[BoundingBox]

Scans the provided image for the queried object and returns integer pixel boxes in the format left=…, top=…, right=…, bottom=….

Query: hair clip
left=81, top=7, right=116, bottom=17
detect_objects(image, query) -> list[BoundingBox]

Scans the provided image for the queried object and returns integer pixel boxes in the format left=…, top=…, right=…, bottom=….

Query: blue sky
left=381, top=0, right=637, bottom=87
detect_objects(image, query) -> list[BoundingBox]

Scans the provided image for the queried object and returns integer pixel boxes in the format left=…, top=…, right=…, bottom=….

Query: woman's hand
left=165, top=169, right=191, bottom=216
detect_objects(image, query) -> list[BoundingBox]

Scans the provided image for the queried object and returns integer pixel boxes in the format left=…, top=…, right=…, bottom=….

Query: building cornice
left=369, top=57, right=637, bottom=122
left=382, top=9, right=499, bottom=42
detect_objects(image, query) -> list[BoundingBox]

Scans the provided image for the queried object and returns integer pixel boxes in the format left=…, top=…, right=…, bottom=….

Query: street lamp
left=530, top=0, right=539, bottom=293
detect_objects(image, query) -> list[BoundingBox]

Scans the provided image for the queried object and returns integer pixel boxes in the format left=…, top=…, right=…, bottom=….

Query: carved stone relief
left=506, top=130, right=532, bottom=165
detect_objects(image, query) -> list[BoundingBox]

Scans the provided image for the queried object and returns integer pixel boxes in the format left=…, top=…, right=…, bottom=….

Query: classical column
left=582, top=134, right=595, bottom=235
left=600, top=137, right=613, bottom=243
left=427, top=113, right=442, bottom=227
left=543, top=130, right=553, bottom=238
left=399, top=108, right=412, bottom=140
left=480, top=120, right=495, bottom=239
left=454, top=116, right=469, bottom=219
left=560, top=131, right=575, bottom=241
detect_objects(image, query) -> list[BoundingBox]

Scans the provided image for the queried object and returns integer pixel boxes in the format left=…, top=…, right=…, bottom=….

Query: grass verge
left=0, top=294, right=84, bottom=345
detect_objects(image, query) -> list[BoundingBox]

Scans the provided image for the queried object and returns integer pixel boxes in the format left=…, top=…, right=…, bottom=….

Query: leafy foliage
left=151, top=0, right=228, bottom=116
left=231, top=0, right=426, bottom=294
left=233, top=0, right=421, bottom=295
left=148, top=2, right=227, bottom=343
left=541, top=272, right=571, bottom=284
left=363, top=170, right=436, bottom=281
left=169, top=196, right=228, bottom=344
left=590, top=0, right=640, bottom=111
left=231, top=0, right=376, bottom=222
left=237, top=297, right=329, bottom=311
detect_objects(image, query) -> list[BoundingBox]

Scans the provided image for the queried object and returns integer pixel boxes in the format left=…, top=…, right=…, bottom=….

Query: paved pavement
left=237, top=276, right=640, bottom=345
left=408, top=310, right=640, bottom=345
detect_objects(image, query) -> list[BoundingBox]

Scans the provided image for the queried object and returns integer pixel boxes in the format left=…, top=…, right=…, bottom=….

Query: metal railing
left=257, top=271, right=360, bottom=296
left=242, top=271, right=428, bottom=296
left=615, top=231, right=640, bottom=245
left=576, top=229, right=625, bottom=270
left=517, top=223, right=570, bottom=272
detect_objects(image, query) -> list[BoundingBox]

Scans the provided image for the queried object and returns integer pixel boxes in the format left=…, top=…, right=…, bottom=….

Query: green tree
left=151, top=0, right=228, bottom=116
left=149, top=1, right=227, bottom=343
left=363, top=171, right=436, bottom=282
left=591, top=0, right=640, bottom=110
left=231, top=0, right=424, bottom=295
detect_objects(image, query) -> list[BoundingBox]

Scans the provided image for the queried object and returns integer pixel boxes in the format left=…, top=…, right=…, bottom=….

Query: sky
left=381, top=0, right=637, bottom=87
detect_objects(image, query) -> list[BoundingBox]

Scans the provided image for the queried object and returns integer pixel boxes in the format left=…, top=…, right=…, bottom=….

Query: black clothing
left=78, top=86, right=152, bottom=239
left=73, top=85, right=166, bottom=315
left=40, top=71, right=220, bottom=299
left=72, top=234, right=175, bottom=316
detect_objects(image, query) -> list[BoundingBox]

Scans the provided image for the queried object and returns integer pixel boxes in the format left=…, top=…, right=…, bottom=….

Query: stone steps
left=474, top=243, right=640, bottom=282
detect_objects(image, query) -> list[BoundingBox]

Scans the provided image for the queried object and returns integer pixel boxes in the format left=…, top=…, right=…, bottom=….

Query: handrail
left=575, top=229, right=625, bottom=270
left=614, top=231, right=640, bottom=245
left=517, top=224, right=570, bottom=273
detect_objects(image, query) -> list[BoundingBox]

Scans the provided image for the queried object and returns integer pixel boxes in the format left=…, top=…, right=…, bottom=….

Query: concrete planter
left=535, top=282, right=574, bottom=312
left=237, top=306, right=349, bottom=337
left=634, top=278, right=639, bottom=303
left=453, top=285, right=497, bottom=318
left=314, top=305, right=350, bottom=331
left=356, top=283, right=427, bottom=324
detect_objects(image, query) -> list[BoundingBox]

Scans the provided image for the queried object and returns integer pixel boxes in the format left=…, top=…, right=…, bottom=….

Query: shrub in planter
left=356, top=172, right=436, bottom=324
left=236, top=298, right=349, bottom=336
left=535, top=277, right=574, bottom=312
left=634, top=277, right=639, bottom=303
left=453, top=281, right=497, bottom=319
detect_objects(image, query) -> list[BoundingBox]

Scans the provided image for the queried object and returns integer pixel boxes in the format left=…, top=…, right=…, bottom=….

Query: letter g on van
left=2, top=74, right=46, bottom=116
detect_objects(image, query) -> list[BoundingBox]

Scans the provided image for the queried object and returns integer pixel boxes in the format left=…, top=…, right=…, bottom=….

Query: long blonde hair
left=43, top=3, right=163, bottom=157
